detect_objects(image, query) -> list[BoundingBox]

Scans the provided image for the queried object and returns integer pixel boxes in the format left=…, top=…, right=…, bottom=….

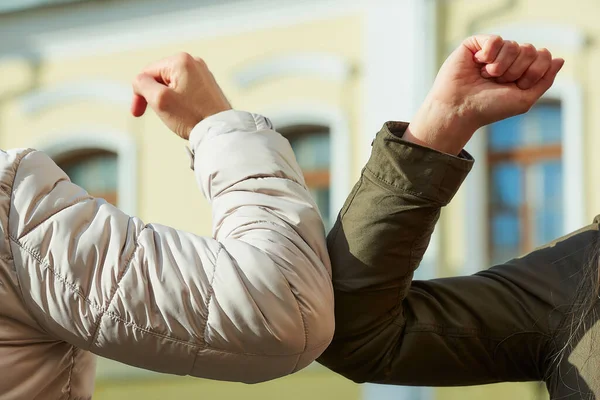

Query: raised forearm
left=327, top=122, right=472, bottom=293
left=318, top=122, right=472, bottom=380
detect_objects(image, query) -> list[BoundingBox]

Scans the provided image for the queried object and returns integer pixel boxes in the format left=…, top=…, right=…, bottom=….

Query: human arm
left=318, top=35, right=568, bottom=384
left=318, top=121, right=592, bottom=385
left=10, top=55, right=334, bottom=383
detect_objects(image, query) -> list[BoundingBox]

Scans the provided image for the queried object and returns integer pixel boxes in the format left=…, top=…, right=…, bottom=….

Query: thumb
left=130, top=94, right=147, bottom=118
left=528, top=58, right=565, bottom=99
left=131, top=73, right=171, bottom=115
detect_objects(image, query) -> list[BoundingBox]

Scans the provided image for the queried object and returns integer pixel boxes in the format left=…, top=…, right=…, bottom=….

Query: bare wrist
left=404, top=100, right=477, bottom=155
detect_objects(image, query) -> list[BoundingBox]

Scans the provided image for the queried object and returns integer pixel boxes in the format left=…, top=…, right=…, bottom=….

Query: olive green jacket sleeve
left=317, top=122, right=598, bottom=392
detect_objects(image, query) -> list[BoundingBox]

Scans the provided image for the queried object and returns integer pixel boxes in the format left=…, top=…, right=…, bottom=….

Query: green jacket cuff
left=364, top=121, right=474, bottom=206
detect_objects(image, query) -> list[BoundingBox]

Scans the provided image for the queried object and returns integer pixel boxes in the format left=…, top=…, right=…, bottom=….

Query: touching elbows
left=189, top=238, right=335, bottom=383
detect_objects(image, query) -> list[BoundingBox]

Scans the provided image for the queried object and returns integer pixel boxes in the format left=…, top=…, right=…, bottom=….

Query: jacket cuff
left=364, top=121, right=474, bottom=206
left=186, top=110, right=274, bottom=170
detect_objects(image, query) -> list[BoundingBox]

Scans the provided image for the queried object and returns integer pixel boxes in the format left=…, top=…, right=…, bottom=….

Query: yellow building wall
left=0, top=13, right=363, bottom=233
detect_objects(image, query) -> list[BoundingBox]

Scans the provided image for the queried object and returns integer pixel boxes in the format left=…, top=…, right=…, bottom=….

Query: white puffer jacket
left=0, top=110, right=334, bottom=400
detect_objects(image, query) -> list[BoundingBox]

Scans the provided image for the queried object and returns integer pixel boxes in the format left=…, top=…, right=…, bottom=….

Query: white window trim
left=264, top=103, right=352, bottom=220
left=463, top=132, right=489, bottom=274
left=463, top=79, right=585, bottom=273
left=18, top=80, right=131, bottom=115
left=233, top=53, right=353, bottom=89
left=35, top=129, right=138, bottom=216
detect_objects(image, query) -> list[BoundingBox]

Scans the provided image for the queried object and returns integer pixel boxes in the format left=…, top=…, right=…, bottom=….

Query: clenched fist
left=405, top=35, right=565, bottom=155
left=131, top=53, right=232, bottom=140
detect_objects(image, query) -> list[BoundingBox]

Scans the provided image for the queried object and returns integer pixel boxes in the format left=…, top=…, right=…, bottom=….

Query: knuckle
left=506, top=41, right=520, bottom=53
left=194, top=56, right=207, bottom=68
left=487, top=64, right=504, bottom=77
left=521, top=43, right=536, bottom=56
left=175, top=52, right=195, bottom=68
left=132, top=73, right=148, bottom=91
left=134, top=73, right=145, bottom=84
left=490, top=35, right=503, bottom=45
left=538, top=48, right=552, bottom=58
left=488, top=36, right=503, bottom=51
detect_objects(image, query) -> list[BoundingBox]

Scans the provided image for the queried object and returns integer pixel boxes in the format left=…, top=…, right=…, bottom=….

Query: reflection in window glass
left=57, top=150, right=119, bottom=206
left=488, top=102, right=563, bottom=264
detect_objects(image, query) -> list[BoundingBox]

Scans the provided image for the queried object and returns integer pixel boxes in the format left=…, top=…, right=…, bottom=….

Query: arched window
left=35, top=130, right=137, bottom=215
left=55, top=149, right=119, bottom=206
left=279, top=124, right=331, bottom=228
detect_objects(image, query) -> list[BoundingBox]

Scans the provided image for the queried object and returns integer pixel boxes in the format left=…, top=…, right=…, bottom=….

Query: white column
left=559, top=82, right=586, bottom=233
left=361, top=0, right=434, bottom=160
left=362, top=0, right=437, bottom=398
left=463, top=131, right=489, bottom=274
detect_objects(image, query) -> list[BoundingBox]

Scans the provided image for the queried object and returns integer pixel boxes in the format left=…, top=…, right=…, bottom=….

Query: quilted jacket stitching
left=18, top=195, right=93, bottom=240
left=65, top=346, right=76, bottom=398
left=11, top=234, right=332, bottom=357
left=202, top=245, right=223, bottom=346
left=89, top=222, right=144, bottom=349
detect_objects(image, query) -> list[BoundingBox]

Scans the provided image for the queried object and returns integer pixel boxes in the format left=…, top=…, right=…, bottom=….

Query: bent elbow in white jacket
left=190, top=238, right=334, bottom=383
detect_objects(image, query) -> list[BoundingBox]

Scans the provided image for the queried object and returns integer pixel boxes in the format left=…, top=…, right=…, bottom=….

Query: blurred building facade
left=0, top=0, right=595, bottom=399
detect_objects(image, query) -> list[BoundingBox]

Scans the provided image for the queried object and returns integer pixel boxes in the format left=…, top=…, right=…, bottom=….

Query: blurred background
left=0, top=0, right=595, bottom=398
